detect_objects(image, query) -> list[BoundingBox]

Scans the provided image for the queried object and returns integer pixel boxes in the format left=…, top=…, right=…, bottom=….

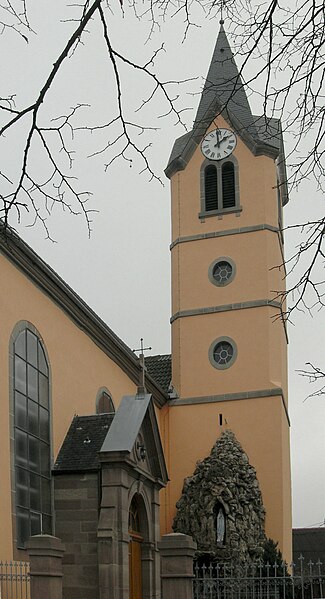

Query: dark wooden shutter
left=222, top=162, right=235, bottom=208
left=205, top=165, right=218, bottom=211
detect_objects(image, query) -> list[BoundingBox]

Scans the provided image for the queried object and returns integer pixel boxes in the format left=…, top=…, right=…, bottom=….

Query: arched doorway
left=128, top=495, right=144, bottom=599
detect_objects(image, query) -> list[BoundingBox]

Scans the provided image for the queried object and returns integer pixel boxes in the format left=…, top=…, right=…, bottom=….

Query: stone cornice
left=170, top=224, right=279, bottom=250
left=171, top=299, right=288, bottom=345
left=171, top=299, right=282, bottom=323
left=169, top=387, right=290, bottom=426
left=0, top=226, right=168, bottom=407
left=170, top=223, right=286, bottom=277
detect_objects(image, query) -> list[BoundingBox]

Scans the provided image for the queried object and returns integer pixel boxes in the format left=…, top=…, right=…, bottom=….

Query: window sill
left=199, top=206, right=242, bottom=220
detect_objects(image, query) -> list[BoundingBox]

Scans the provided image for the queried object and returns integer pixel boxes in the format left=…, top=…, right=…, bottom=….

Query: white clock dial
left=201, top=128, right=237, bottom=161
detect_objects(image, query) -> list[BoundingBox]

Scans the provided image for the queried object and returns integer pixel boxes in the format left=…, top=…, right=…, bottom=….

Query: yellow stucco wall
left=172, top=307, right=286, bottom=398
left=167, top=114, right=292, bottom=560
left=172, top=230, right=283, bottom=314
left=0, top=253, right=137, bottom=560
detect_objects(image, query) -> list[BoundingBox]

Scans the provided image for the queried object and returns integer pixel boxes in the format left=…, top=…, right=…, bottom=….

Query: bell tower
left=164, top=24, right=292, bottom=560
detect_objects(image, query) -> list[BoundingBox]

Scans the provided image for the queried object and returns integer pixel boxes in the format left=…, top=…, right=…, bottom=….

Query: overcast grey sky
left=2, top=0, right=325, bottom=530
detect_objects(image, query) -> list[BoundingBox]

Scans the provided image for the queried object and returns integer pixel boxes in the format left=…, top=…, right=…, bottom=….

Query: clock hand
left=215, top=134, right=229, bottom=149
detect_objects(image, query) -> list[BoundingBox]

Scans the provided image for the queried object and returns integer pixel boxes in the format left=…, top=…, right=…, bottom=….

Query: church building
left=0, top=22, right=291, bottom=597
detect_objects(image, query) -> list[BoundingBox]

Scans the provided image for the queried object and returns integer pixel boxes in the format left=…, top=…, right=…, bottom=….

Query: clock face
left=201, top=128, right=237, bottom=161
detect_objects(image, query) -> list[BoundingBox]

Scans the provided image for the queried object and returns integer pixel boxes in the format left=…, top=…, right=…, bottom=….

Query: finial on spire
left=133, top=338, right=152, bottom=396
left=219, top=0, right=225, bottom=24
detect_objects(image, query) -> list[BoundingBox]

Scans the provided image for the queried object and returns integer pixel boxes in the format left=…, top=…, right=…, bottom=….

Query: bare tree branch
left=298, top=363, right=325, bottom=399
left=1, top=0, right=194, bottom=236
left=0, top=0, right=324, bottom=322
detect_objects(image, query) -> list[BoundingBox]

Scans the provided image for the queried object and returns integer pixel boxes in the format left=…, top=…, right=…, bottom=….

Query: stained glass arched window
left=13, top=326, right=52, bottom=547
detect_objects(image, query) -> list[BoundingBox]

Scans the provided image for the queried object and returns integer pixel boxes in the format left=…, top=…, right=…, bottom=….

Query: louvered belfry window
left=203, top=159, right=237, bottom=215
left=204, top=165, right=218, bottom=211
left=222, top=162, right=235, bottom=208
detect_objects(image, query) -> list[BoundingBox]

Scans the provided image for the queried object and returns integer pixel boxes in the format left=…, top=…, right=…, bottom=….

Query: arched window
left=13, top=326, right=52, bottom=547
left=200, top=157, right=240, bottom=217
left=96, top=389, right=115, bottom=414
left=129, top=495, right=141, bottom=535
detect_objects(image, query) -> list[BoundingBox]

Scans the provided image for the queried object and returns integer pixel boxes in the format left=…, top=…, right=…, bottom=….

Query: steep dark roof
left=146, top=354, right=171, bottom=394
left=293, top=528, right=325, bottom=564
left=194, top=24, right=257, bottom=138
left=165, top=26, right=286, bottom=183
left=53, top=414, right=114, bottom=472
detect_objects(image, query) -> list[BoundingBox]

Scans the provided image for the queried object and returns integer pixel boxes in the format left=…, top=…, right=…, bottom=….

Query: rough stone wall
left=173, top=430, right=266, bottom=563
left=54, top=472, right=99, bottom=599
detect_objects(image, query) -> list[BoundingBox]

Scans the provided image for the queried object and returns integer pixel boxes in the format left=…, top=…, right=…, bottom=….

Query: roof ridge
left=72, top=413, right=114, bottom=421
left=146, top=354, right=171, bottom=359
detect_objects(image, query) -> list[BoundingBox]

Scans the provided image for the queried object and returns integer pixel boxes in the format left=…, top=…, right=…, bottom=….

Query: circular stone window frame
left=209, top=336, right=238, bottom=370
left=208, top=256, right=236, bottom=287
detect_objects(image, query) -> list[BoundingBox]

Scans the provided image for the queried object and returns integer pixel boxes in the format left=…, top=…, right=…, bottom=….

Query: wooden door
left=129, top=532, right=143, bottom=599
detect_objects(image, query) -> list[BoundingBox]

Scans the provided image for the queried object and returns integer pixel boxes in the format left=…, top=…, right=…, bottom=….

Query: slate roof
left=193, top=24, right=257, bottom=138
left=293, top=528, right=325, bottom=564
left=146, top=354, right=172, bottom=394
left=53, top=414, right=114, bottom=472
left=253, top=116, right=282, bottom=151
left=165, top=25, right=287, bottom=190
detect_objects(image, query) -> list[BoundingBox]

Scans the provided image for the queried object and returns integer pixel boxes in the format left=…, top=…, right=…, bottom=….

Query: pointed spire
left=165, top=22, right=281, bottom=179
left=194, top=23, right=256, bottom=137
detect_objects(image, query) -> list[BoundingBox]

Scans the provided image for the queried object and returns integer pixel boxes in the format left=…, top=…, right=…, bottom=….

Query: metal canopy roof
left=100, top=393, right=151, bottom=453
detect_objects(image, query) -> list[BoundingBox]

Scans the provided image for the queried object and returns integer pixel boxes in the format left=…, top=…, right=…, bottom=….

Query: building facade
left=0, top=23, right=292, bottom=588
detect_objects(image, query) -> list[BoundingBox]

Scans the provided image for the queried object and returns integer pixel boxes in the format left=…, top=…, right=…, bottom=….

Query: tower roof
left=165, top=25, right=288, bottom=191
left=193, top=23, right=257, bottom=137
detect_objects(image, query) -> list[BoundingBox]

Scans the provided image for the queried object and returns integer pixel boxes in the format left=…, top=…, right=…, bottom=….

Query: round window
left=214, top=341, right=233, bottom=364
left=213, top=261, right=232, bottom=284
left=209, top=337, right=237, bottom=370
left=208, top=257, right=236, bottom=287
